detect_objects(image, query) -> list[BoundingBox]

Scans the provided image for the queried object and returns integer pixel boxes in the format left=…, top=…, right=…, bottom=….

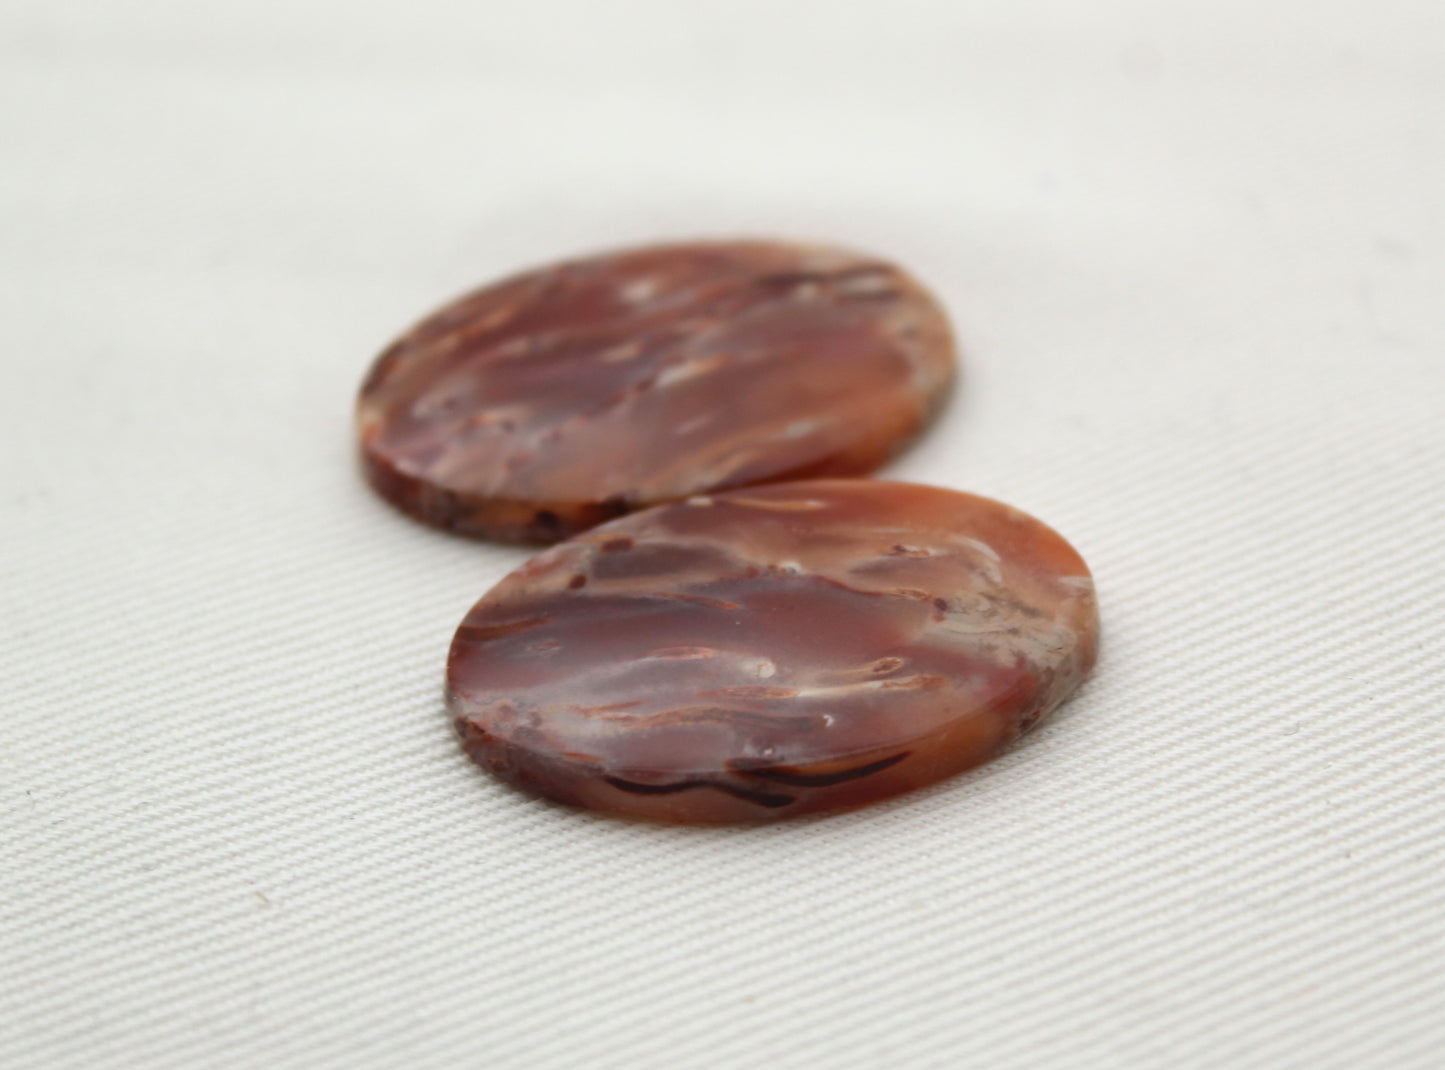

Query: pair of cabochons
left=358, top=240, right=1100, bottom=823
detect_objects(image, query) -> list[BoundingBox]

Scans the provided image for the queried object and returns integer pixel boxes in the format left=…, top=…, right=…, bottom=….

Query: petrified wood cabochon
left=447, top=481, right=1100, bottom=822
left=358, top=241, right=955, bottom=542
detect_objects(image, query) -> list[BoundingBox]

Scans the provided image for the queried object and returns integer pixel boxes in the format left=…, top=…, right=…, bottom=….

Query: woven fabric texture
left=3, top=2, right=1443, bottom=1067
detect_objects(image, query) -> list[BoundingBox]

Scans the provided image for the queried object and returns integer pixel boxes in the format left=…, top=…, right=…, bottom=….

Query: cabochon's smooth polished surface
left=447, top=480, right=1100, bottom=822
left=358, top=241, right=955, bottom=542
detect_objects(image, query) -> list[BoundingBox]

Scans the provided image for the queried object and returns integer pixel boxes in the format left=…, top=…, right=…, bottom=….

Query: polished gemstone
left=358, top=241, right=955, bottom=542
left=447, top=480, right=1099, bottom=822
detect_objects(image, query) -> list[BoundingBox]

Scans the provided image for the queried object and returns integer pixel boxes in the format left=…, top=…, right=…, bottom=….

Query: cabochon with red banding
left=358, top=242, right=955, bottom=541
left=447, top=480, right=1099, bottom=822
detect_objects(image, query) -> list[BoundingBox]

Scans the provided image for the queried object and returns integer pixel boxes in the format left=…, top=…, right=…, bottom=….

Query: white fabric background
left=3, top=2, right=1443, bottom=1067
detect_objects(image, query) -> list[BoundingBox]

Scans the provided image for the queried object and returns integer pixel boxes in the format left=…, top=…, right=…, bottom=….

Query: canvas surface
left=3, top=2, right=1443, bottom=1067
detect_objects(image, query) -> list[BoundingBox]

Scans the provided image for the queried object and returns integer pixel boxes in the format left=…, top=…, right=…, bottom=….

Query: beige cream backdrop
left=3, top=2, right=1443, bottom=1067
